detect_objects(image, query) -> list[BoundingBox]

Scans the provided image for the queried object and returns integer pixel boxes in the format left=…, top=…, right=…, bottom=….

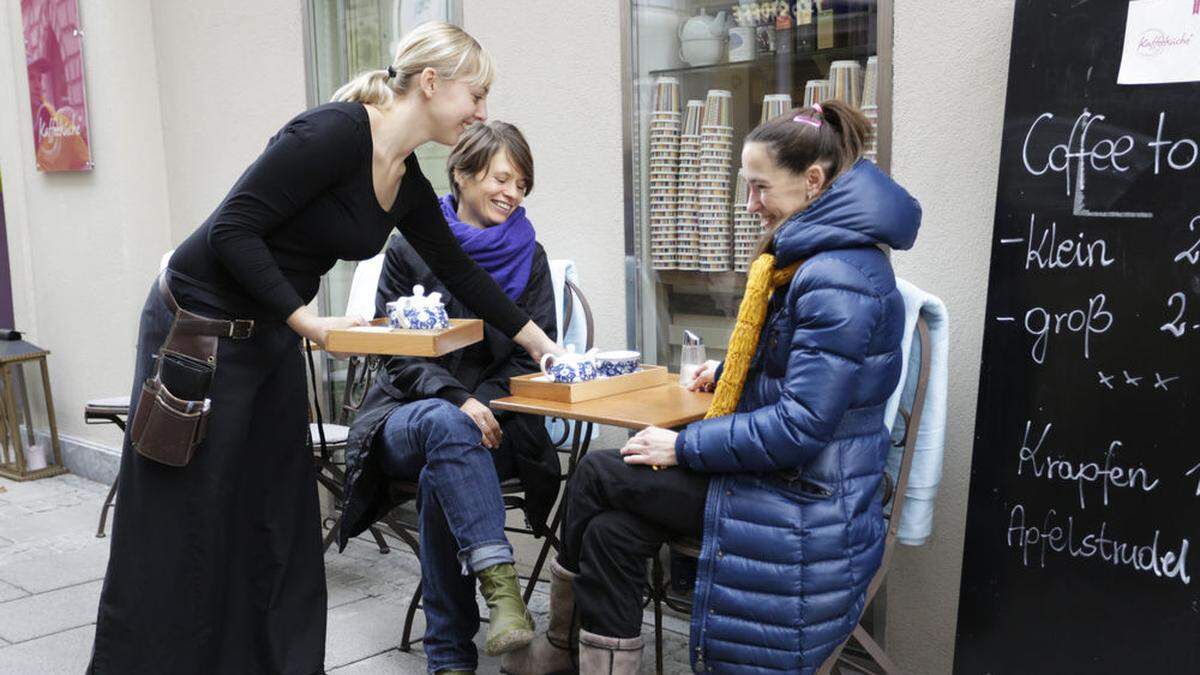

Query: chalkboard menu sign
left=955, top=1, right=1200, bottom=672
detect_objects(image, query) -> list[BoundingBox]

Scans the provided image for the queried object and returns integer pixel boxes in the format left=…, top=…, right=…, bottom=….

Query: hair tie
left=793, top=114, right=822, bottom=129
left=811, top=103, right=824, bottom=116
left=386, top=65, right=397, bottom=79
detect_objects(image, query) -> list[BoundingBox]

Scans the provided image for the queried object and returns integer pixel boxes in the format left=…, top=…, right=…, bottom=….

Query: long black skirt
left=89, top=278, right=326, bottom=674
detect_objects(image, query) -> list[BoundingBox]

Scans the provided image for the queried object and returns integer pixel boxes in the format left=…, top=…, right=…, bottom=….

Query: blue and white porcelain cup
left=539, top=348, right=599, bottom=384
left=594, top=350, right=641, bottom=377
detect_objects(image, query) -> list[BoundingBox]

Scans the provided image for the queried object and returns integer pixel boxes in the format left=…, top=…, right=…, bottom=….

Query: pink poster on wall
left=21, top=0, right=92, bottom=172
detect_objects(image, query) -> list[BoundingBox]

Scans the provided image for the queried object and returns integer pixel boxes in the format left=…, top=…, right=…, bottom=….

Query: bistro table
left=489, top=380, right=713, bottom=601
left=490, top=380, right=713, bottom=431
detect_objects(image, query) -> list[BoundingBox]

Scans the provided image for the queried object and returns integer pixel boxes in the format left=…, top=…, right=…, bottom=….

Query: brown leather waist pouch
left=129, top=377, right=210, bottom=467
left=129, top=275, right=234, bottom=467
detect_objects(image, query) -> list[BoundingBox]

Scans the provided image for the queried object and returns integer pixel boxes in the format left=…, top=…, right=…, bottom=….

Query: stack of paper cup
left=861, top=56, right=879, bottom=163
left=828, top=60, right=864, bottom=108
left=732, top=168, right=764, bottom=272
left=697, top=90, right=733, bottom=272
left=675, top=99, right=705, bottom=271
left=759, top=93, right=794, bottom=126
left=803, top=79, right=831, bottom=108
left=649, top=77, right=681, bottom=270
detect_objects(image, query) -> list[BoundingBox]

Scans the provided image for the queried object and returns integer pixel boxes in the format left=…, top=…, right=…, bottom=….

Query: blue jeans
left=376, top=399, right=513, bottom=673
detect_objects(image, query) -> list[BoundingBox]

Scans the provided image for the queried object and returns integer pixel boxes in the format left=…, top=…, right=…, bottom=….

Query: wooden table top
left=490, top=382, right=713, bottom=430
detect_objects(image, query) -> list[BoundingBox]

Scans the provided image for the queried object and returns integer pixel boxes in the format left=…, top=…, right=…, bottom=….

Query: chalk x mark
left=1153, top=373, right=1181, bottom=391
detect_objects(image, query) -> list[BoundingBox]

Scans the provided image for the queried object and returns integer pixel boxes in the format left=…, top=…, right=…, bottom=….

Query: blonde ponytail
left=331, top=21, right=495, bottom=106
left=331, top=69, right=397, bottom=106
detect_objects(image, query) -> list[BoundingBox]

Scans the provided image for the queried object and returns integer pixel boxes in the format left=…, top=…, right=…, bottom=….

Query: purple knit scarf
left=440, top=194, right=537, bottom=301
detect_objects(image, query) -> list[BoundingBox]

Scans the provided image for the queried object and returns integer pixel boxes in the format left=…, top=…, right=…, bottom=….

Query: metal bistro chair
left=86, top=396, right=130, bottom=537
left=648, top=316, right=933, bottom=675
left=305, top=255, right=597, bottom=652
left=90, top=250, right=175, bottom=537
left=309, top=253, right=401, bottom=556
left=393, top=277, right=597, bottom=652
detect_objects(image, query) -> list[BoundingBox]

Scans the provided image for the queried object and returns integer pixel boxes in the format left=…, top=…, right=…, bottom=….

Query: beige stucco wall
left=149, top=0, right=309, bottom=244
left=0, top=0, right=307, bottom=458
left=885, top=2, right=1016, bottom=672
left=461, top=0, right=628, bottom=354
left=0, top=0, right=174, bottom=451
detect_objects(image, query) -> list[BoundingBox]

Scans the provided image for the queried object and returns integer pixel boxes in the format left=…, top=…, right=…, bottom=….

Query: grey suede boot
left=500, top=559, right=578, bottom=674
left=577, top=629, right=643, bottom=675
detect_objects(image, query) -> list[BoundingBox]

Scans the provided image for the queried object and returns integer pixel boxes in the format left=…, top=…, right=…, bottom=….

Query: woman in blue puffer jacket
left=503, top=100, right=921, bottom=675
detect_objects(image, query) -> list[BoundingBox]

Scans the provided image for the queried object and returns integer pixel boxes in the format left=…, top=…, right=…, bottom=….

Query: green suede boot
left=477, top=562, right=536, bottom=656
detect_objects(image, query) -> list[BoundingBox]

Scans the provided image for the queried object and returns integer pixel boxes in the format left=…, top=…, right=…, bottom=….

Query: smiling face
left=423, top=72, right=489, bottom=146
left=741, top=141, right=827, bottom=231
left=455, top=149, right=528, bottom=227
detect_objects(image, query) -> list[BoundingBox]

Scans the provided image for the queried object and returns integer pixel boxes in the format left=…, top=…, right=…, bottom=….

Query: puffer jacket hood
left=773, top=159, right=921, bottom=266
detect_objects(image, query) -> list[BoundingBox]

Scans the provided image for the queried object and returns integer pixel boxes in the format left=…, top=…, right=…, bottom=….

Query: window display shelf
left=625, top=0, right=888, bottom=370
left=649, top=44, right=874, bottom=78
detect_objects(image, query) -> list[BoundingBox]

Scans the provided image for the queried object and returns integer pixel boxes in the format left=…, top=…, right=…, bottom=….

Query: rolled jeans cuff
left=459, top=541, right=514, bottom=575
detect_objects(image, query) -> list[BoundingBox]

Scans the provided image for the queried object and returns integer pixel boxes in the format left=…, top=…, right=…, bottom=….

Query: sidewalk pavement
left=0, top=474, right=692, bottom=674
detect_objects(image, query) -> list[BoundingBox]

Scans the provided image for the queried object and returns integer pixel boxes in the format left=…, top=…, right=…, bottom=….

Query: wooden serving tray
left=510, top=365, right=670, bottom=403
left=325, top=318, right=483, bottom=356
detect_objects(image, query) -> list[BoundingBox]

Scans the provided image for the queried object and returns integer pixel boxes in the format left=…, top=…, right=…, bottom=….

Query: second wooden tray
left=325, top=318, right=483, bottom=356
left=510, top=365, right=670, bottom=403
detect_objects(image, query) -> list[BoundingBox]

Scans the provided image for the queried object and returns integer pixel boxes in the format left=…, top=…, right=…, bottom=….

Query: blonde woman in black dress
left=89, top=22, right=559, bottom=675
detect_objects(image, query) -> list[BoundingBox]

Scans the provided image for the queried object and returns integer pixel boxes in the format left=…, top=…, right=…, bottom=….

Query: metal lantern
left=0, top=339, right=66, bottom=480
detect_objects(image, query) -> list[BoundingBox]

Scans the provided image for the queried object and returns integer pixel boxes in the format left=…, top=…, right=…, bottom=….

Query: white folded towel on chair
left=884, top=278, right=950, bottom=546
left=549, top=259, right=588, bottom=353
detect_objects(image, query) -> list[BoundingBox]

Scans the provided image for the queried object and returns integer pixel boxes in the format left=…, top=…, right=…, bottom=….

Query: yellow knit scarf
left=705, top=253, right=801, bottom=419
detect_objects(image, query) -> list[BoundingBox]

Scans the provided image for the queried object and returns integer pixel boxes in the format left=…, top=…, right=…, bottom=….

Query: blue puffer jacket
left=675, top=160, right=921, bottom=673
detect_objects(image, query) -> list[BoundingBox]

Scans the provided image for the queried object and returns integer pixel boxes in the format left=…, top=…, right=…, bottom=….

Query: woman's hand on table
left=287, top=307, right=368, bottom=359
left=620, top=426, right=679, bottom=469
left=687, top=360, right=722, bottom=392
left=460, top=397, right=502, bottom=449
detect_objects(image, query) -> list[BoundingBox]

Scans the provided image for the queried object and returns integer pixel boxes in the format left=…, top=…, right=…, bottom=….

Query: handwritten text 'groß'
left=1024, top=293, right=1114, bottom=364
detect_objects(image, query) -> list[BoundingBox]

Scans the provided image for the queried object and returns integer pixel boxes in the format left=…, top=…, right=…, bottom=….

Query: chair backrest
left=346, top=253, right=386, bottom=320
left=334, top=254, right=387, bottom=425
left=546, top=260, right=594, bottom=447
left=548, top=259, right=593, bottom=353
left=560, top=278, right=595, bottom=351
left=866, top=315, right=932, bottom=601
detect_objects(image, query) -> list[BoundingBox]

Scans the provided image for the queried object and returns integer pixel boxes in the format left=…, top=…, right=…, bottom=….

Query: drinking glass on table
left=679, top=338, right=707, bottom=387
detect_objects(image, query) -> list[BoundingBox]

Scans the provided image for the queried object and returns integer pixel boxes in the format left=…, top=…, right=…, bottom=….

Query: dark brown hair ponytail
left=746, top=98, right=872, bottom=255
left=746, top=98, right=870, bottom=182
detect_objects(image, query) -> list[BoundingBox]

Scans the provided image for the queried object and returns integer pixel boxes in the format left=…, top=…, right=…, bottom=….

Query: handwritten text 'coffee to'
left=1022, top=110, right=1198, bottom=195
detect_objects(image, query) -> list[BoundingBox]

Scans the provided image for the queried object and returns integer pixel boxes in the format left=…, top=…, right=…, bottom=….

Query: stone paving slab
left=0, top=579, right=28, bottom=603
left=329, top=648, right=429, bottom=674
left=0, top=474, right=693, bottom=673
left=0, top=536, right=110, bottom=594
left=0, top=624, right=95, bottom=673
left=0, top=579, right=102, bottom=643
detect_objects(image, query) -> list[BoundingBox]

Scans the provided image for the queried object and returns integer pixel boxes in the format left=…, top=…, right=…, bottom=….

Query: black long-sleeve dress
left=89, top=102, right=531, bottom=675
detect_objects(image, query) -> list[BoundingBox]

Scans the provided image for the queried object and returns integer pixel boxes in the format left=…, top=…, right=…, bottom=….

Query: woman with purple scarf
left=337, top=122, right=560, bottom=673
